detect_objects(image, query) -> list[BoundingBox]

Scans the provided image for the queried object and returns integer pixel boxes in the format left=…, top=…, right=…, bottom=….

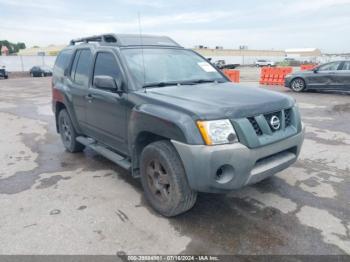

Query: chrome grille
left=247, top=108, right=293, bottom=136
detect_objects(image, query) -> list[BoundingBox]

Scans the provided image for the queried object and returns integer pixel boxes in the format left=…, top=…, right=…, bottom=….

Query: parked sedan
left=285, top=61, right=350, bottom=92
left=255, top=60, right=276, bottom=67
left=29, top=66, right=53, bottom=77
left=0, top=67, right=8, bottom=79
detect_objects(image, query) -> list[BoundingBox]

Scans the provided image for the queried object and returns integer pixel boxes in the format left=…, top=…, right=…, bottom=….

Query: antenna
left=138, top=12, right=146, bottom=92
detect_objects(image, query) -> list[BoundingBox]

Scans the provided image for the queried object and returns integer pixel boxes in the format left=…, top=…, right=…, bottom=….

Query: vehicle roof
left=315, top=60, right=349, bottom=65
left=68, top=33, right=182, bottom=48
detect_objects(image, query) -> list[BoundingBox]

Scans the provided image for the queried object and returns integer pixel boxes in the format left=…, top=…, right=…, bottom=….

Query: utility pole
left=20, top=56, right=24, bottom=72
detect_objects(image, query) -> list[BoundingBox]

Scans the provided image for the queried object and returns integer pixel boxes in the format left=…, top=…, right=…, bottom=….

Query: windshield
left=121, top=48, right=226, bottom=88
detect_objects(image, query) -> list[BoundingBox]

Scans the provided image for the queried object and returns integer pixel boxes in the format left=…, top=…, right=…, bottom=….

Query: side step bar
left=76, top=136, right=131, bottom=170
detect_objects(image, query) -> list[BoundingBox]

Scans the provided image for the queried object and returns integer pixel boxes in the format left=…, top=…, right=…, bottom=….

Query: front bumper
left=172, top=127, right=305, bottom=193
left=284, top=77, right=292, bottom=88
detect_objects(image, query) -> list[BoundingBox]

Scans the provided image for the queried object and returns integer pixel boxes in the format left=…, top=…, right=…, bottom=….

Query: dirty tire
left=58, top=109, right=85, bottom=153
left=140, top=140, right=197, bottom=217
left=291, top=78, right=306, bottom=92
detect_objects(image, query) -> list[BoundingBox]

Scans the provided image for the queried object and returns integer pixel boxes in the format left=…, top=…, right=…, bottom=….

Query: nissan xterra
left=52, top=34, right=305, bottom=216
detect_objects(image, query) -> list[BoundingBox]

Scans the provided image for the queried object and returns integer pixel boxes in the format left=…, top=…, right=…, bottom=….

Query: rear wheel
left=140, top=140, right=197, bottom=217
left=291, top=78, right=306, bottom=92
left=58, top=109, right=85, bottom=153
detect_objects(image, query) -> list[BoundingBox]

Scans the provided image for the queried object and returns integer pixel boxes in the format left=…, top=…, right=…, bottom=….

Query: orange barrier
left=300, top=64, right=316, bottom=71
left=223, top=69, right=240, bottom=83
left=259, top=67, right=293, bottom=86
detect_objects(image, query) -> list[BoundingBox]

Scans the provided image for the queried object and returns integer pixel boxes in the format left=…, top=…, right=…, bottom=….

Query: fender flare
left=53, top=86, right=83, bottom=135
left=128, top=104, right=204, bottom=172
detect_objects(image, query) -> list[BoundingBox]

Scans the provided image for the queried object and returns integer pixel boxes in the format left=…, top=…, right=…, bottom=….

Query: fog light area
left=215, top=165, right=235, bottom=184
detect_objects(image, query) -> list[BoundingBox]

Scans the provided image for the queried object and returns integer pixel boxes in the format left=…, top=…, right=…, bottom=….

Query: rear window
left=72, top=49, right=93, bottom=86
left=54, top=49, right=73, bottom=76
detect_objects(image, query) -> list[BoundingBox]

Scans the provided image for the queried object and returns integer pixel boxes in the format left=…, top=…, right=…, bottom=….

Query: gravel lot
left=0, top=76, right=349, bottom=255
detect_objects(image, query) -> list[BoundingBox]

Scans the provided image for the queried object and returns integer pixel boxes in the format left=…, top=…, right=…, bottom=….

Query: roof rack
left=69, top=33, right=182, bottom=48
left=70, top=34, right=117, bottom=45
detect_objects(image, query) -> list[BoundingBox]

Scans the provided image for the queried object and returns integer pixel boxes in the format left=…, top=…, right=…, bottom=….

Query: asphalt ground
left=0, top=76, right=349, bottom=255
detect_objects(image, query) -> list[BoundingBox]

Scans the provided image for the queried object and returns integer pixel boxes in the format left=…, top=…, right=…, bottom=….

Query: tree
left=16, top=42, right=26, bottom=50
left=0, top=40, right=26, bottom=55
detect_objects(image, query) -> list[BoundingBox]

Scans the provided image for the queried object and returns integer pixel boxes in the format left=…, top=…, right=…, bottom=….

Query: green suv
left=52, top=34, right=305, bottom=216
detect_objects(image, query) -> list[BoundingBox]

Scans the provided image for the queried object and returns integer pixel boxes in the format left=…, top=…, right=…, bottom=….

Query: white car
left=255, top=60, right=276, bottom=67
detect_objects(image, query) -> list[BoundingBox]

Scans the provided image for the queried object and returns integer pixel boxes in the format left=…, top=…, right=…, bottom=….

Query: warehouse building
left=194, top=46, right=322, bottom=65
left=285, top=48, right=322, bottom=57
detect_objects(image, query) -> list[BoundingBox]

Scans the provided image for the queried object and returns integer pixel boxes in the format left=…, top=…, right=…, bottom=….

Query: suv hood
left=137, top=82, right=294, bottom=120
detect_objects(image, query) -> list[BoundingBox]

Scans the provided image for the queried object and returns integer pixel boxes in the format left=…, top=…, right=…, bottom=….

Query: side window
left=54, top=49, right=73, bottom=76
left=70, top=50, right=81, bottom=80
left=318, top=62, right=341, bottom=71
left=73, top=49, right=93, bottom=86
left=93, top=52, right=121, bottom=87
left=341, top=61, right=350, bottom=70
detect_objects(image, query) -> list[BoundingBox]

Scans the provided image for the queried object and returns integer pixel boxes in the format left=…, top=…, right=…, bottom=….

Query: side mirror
left=94, top=75, right=122, bottom=93
left=313, top=68, right=319, bottom=73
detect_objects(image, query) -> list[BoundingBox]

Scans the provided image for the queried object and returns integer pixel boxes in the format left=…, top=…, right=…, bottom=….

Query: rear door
left=307, top=61, right=342, bottom=89
left=336, top=61, right=350, bottom=91
left=85, top=51, right=128, bottom=154
left=66, top=49, right=93, bottom=129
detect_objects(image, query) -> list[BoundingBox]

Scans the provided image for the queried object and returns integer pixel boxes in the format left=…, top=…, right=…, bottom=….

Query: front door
left=85, top=51, right=128, bottom=154
left=307, top=61, right=342, bottom=90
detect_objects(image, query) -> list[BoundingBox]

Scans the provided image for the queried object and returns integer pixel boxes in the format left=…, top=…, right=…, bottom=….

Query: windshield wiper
left=142, top=79, right=225, bottom=88
left=142, top=82, right=180, bottom=88
left=183, top=79, right=225, bottom=85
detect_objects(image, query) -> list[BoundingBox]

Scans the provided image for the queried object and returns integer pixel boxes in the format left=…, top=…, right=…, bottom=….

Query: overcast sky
left=0, top=0, right=349, bottom=52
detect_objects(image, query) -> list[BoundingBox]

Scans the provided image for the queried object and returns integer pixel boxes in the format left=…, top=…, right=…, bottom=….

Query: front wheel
left=140, top=140, right=197, bottom=217
left=58, top=109, right=85, bottom=153
left=291, top=78, right=306, bottom=92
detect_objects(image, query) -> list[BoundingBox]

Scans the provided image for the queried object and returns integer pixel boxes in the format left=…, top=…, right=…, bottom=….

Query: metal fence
left=0, top=55, right=57, bottom=72
left=207, top=55, right=349, bottom=66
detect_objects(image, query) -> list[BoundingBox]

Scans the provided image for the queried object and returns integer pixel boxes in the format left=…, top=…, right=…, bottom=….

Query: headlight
left=197, top=119, right=238, bottom=145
